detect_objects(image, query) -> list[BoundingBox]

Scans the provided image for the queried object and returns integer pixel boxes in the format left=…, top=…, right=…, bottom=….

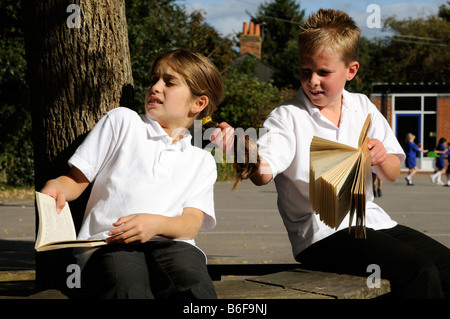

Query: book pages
left=309, top=114, right=372, bottom=238
left=35, top=191, right=77, bottom=249
left=34, top=192, right=106, bottom=251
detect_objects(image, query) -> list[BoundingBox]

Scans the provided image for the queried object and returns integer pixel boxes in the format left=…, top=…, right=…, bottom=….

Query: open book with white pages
left=35, top=191, right=106, bottom=251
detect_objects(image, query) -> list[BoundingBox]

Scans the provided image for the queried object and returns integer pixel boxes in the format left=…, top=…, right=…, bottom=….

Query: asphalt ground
left=1, top=173, right=449, bottom=271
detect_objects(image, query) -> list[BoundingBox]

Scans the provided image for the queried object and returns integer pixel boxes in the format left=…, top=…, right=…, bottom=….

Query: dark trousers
left=296, top=224, right=450, bottom=299
left=81, top=240, right=217, bottom=299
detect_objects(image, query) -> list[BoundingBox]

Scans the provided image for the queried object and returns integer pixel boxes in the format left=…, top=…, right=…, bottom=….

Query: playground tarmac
left=1, top=173, right=449, bottom=271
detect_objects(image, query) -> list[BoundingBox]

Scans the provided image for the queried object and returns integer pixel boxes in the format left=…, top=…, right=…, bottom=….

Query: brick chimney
left=240, top=21, right=262, bottom=59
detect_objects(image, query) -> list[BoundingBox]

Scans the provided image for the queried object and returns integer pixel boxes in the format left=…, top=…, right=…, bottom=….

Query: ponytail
left=203, top=117, right=261, bottom=190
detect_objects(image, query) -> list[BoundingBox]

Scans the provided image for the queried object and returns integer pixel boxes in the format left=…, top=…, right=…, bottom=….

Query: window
left=424, top=96, right=437, bottom=112
left=423, top=113, right=437, bottom=151
left=393, top=94, right=438, bottom=171
left=394, top=96, right=421, bottom=111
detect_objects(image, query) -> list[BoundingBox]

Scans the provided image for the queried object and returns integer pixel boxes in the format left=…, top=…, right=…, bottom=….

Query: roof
left=372, top=82, right=449, bottom=94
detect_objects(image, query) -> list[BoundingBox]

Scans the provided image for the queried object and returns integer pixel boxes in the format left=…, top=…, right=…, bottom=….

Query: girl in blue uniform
left=430, top=138, right=448, bottom=185
left=445, top=142, right=450, bottom=187
left=404, top=133, right=427, bottom=186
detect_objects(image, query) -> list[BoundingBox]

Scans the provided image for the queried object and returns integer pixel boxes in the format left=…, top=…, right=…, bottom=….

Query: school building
left=370, top=83, right=450, bottom=172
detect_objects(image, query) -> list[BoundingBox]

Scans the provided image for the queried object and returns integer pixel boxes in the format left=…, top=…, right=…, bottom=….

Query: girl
left=404, top=133, right=427, bottom=186
left=430, top=137, right=448, bottom=185
left=41, top=49, right=224, bottom=299
left=445, top=142, right=450, bottom=187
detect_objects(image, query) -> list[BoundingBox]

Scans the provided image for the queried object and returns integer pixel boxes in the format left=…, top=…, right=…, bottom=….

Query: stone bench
left=209, top=264, right=391, bottom=299
left=0, top=270, right=67, bottom=299
left=0, top=266, right=390, bottom=299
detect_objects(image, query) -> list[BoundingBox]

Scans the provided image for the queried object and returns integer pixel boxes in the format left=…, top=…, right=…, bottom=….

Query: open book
left=309, top=114, right=372, bottom=238
left=35, top=192, right=106, bottom=251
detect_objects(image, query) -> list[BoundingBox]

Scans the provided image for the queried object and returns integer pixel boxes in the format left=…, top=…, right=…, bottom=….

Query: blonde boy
left=213, top=9, right=450, bottom=298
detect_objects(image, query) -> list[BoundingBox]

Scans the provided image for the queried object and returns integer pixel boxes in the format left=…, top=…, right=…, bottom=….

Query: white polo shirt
left=69, top=107, right=217, bottom=247
left=257, top=88, right=406, bottom=258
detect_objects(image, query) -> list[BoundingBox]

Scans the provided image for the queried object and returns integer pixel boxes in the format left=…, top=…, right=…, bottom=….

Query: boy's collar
left=296, top=88, right=356, bottom=116
left=296, top=88, right=320, bottom=117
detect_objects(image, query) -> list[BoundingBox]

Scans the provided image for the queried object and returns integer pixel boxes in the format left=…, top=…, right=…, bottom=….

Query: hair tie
left=202, top=116, right=212, bottom=125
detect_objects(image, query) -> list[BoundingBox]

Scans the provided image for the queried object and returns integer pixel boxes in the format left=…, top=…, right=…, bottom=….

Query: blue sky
left=177, top=0, right=447, bottom=38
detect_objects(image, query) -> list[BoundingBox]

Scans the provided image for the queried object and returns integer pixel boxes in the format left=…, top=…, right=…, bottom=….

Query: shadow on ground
left=0, top=239, right=35, bottom=270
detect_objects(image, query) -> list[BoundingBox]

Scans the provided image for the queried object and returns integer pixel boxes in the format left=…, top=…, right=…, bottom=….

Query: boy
left=212, top=9, right=450, bottom=298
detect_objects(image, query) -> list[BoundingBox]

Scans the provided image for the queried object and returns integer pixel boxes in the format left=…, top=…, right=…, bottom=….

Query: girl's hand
left=40, top=167, right=90, bottom=213
left=368, top=139, right=386, bottom=166
left=41, top=180, right=67, bottom=214
left=107, top=209, right=205, bottom=244
left=209, top=122, right=235, bottom=155
left=107, top=214, right=162, bottom=244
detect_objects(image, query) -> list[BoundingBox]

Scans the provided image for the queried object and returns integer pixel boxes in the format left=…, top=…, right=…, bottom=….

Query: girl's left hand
left=368, top=139, right=386, bottom=166
left=106, top=213, right=162, bottom=244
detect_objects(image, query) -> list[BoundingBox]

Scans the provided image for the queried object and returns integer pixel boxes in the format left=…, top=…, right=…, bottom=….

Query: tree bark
left=22, top=0, right=134, bottom=291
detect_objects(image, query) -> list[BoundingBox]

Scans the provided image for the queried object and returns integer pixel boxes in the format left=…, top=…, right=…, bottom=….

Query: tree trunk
left=22, top=0, right=134, bottom=291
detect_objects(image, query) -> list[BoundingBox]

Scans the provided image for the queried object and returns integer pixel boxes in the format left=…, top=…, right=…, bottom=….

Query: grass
left=0, top=185, right=35, bottom=203
left=217, top=163, right=236, bottom=182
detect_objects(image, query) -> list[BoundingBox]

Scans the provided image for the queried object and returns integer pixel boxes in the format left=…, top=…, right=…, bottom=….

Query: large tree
left=22, top=0, right=133, bottom=291
left=381, top=13, right=450, bottom=83
left=346, top=2, right=450, bottom=96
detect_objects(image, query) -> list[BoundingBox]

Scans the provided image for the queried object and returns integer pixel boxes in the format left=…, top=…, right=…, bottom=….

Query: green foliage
left=2, top=0, right=449, bottom=186
left=439, top=1, right=450, bottom=21
left=218, top=62, right=295, bottom=129
left=346, top=2, right=450, bottom=95
left=0, top=1, right=34, bottom=187
left=380, top=14, right=450, bottom=84
left=125, top=0, right=236, bottom=112
left=345, top=37, right=385, bottom=96
left=251, top=0, right=305, bottom=88
left=213, top=149, right=236, bottom=182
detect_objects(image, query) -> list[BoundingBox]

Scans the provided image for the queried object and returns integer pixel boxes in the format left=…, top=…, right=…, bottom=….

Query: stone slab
left=247, top=268, right=390, bottom=299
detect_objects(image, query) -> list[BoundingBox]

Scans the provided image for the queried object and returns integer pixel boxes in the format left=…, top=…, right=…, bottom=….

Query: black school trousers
left=81, top=240, right=216, bottom=299
left=296, top=224, right=450, bottom=299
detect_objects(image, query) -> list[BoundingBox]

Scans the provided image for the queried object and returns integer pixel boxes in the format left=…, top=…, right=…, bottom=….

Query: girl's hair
left=203, top=118, right=260, bottom=191
left=405, top=133, right=415, bottom=142
left=438, top=137, right=447, bottom=146
left=298, top=9, right=361, bottom=66
left=150, top=49, right=224, bottom=119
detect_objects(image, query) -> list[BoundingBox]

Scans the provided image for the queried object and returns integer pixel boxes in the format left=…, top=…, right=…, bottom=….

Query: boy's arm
left=369, top=139, right=401, bottom=182
left=106, top=208, right=205, bottom=244
left=250, top=157, right=273, bottom=186
left=210, top=122, right=273, bottom=186
left=40, top=166, right=90, bottom=212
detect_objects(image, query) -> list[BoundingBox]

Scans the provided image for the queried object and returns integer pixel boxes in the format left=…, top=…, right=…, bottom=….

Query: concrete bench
left=209, top=264, right=391, bottom=299
left=0, top=270, right=67, bottom=299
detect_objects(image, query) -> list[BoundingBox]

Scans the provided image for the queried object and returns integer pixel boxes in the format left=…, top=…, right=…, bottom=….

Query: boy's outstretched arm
left=250, top=157, right=273, bottom=186
left=40, top=166, right=90, bottom=213
left=369, top=139, right=401, bottom=182
left=210, top=122, right=273, bottom=186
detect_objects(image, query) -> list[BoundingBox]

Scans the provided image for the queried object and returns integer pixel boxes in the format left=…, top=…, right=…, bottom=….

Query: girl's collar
left=142, top=114, right=192, bottom=151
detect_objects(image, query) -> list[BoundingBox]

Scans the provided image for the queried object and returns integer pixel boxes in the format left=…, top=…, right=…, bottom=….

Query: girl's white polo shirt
left=257, top=88, right=406, bottom=258
left=68, top=107, right=217, bottom=248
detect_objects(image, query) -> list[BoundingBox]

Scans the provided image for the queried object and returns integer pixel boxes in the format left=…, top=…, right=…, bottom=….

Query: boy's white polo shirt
left=68, top=107, right=217, bottom=248
left=257, top=88, right=406, bottom=258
